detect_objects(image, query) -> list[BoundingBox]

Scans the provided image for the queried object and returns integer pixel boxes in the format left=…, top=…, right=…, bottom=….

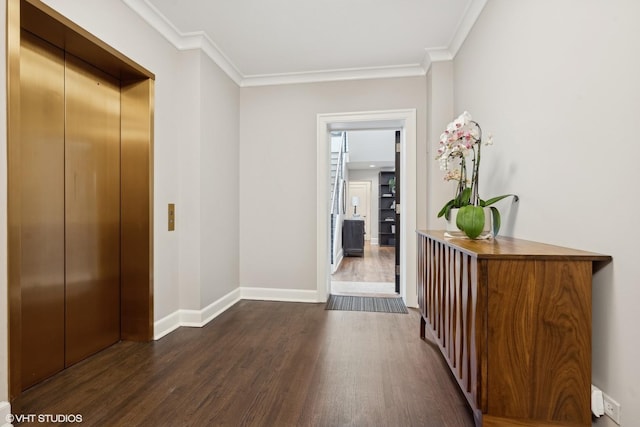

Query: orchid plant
left=436, top=111, right=518, bottom=239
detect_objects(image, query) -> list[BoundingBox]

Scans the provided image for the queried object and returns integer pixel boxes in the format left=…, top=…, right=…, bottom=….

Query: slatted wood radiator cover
left=416, top=230, right=611, bottom=427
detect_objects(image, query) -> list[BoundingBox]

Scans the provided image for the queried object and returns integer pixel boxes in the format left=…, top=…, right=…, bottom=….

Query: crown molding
left=240, top=64, right=426, bottom=88
left=422, top=48, right=453, bottom=71
left=449, top=0, right=487, bottom=57
left=423, top=0, right=487, bottom=72
left=122, top=0, right=243, bottom=85
left=123, top=0, right=486, bottom=87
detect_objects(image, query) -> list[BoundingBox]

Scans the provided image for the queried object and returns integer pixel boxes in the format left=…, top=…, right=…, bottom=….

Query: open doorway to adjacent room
left=317, top=109, right=417, bottom=308
left=329, top=129, right=398, bottom=297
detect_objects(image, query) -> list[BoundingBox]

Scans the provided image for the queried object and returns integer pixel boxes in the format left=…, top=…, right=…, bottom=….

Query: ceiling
left=123, top=0, right=486, bottom=86
left=347, top=130, right=395, bottom=171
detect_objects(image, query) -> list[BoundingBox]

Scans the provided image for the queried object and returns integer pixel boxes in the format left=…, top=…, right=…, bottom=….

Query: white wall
left=177, top=50, right=202, bottom=310
left=425, top=61, right=454, bottom=230
left=450, top=1, right=640, bottom=425
left=199, top=51, right=241, bottom=306
left=175, top=49, right=241, bottom=311
left=239, top=77, right=426, bottom=291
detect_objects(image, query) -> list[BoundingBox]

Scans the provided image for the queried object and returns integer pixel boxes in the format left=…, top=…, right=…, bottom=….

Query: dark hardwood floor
left=15, top=301, right=474, bottom=427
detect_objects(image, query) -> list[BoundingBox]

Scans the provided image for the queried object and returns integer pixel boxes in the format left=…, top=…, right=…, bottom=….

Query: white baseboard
left=371, top=237, right=379, bottom=245
left=180, top=288, right=242, bottom=327
left=153, top=310, right=182, bottom=340
left=153, top=286, right=319, bottom=340
left=0, top=401, right=11, bottom=427
left=240, top=286, right=319, bottom=303
left=153, top=288, right=241, bottom=340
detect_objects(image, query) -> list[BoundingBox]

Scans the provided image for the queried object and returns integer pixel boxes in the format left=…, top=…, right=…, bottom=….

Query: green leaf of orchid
left=490, top=206, right=501, bottom=236
left=437, top=199, right=455, bottom=218
left=454, top=187, right=472, bottom=207
left=456, top=205, right=485, bottom=239
left=483, top=194, right=519, bottom=207
left=444, top=205, right=453, bottom=220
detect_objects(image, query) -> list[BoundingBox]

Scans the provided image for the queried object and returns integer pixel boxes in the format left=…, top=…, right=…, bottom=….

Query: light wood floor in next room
left=331, top=242, right=395, bottom=283
left=14, top=300, right=475, bottom=427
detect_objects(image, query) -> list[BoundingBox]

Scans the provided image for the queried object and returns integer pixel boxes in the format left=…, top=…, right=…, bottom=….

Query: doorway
left=331, top=130, right=397, bottom=296
left=8, top=0, right=154, bottom=399
left=316, top=110, right=417, bottom=307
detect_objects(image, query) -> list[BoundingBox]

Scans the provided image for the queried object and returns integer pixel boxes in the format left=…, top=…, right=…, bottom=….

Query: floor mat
left=325, top=294, right=408, bottom=314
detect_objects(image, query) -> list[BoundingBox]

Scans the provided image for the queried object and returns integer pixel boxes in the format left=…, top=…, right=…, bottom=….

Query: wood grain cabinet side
left=417, top=230, right=611, bottom=427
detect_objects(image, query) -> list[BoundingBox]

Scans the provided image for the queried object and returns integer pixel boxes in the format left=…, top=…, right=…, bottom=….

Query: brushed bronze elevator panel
left=121, top=78, right=154, bottom=340
left=9, top=0, right=155, bottom=397
left=64, top=53, right=121, bottom=367
left=19, top=30, right=66, bottom=390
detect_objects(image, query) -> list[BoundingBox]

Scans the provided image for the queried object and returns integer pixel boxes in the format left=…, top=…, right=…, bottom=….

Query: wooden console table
left=416, top=230, right=611, bottom=427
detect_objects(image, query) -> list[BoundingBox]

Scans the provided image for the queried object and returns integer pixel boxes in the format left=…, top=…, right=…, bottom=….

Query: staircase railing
left=330, top=133, right=348, bottom=267
left=330, top=133, right=347, bottom=216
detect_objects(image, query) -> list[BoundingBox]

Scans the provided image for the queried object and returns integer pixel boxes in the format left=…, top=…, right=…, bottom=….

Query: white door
left=348, top=181, right=371, bottom=241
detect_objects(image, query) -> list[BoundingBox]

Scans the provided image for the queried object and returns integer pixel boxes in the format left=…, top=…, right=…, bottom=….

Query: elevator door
left=19, top=30, right=66, bottom=391
left=20, top=30, right=121, bottom=390
left=64, top=52, right=121, bottom=366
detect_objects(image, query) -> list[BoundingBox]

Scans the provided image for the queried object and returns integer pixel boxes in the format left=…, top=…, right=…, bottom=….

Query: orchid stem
left=471, top=121, right=482, bottom=206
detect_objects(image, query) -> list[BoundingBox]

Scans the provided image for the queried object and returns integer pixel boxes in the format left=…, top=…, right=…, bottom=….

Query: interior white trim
left=153, top=310, right=182, bottom=340
left=241, top=64, right=426, bottom=88
left=240, top=287, right=319, bottom=303
left=317, top=109, right=418, bottom=308
left=423, top=48, right=454, bottom=70
left=121, top=0, right=243, bottom=85
left=448, top=0, right=488, bottom=57
left=0, top=401, right=11, bottom=427
left=180, top=289, right=242, bottom=327
left=423, top=0, right=487, bottom=70
left=122, top=0, right=486, bottom=87
left=154, top=288, right=242, bottom=340
left=331, top=281, right=396, bottom=295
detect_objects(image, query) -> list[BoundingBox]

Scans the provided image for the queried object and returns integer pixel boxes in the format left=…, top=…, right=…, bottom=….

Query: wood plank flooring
left=332, top=243, right=395, bottom=283
left=14, top=301, right=474, bottom=427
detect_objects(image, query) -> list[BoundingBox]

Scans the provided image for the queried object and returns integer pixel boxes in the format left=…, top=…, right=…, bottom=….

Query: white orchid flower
left=443, top=169, right=461, bottom=182
left=484, top=133, right=494, bottom=146
left=452, top=116, right=465, bottom=130
left=438, top=157, right=449, bottom=171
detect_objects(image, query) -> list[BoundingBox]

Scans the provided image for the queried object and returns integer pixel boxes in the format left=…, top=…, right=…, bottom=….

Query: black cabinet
left=379, top=171, right=396, bottom=247
left=343, top=219, right=365, bottom=257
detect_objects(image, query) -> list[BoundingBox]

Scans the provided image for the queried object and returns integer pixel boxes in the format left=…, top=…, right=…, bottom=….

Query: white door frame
left=316, top=109, right=417, bottom=308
